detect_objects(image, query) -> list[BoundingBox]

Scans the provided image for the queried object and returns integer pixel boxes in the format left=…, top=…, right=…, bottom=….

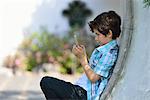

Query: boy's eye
left=95, top=33, right=99, bottom=36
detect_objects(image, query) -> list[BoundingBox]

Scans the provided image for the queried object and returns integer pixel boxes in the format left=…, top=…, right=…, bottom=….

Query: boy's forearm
left=82, top=64, right=101, bottom=83
left=80, top=56, right=101, bottom=83
left=80, top=55, right=88, bottom=67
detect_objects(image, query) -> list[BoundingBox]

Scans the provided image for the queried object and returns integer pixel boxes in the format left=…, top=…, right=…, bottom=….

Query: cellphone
left=74, top=34, right=79, bottom=45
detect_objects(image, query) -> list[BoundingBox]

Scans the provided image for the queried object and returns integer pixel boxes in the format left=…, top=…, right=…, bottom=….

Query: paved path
left=0, top=68, right=80, bottom=100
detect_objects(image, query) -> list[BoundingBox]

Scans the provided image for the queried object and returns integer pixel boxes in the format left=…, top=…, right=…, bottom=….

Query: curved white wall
left=110, top=0, right=150, bottom=100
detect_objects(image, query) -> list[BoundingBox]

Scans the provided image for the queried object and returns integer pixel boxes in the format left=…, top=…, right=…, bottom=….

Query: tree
left=143, top=0, right=150, bottom=7
left=62, top=0, right=92, bottom=29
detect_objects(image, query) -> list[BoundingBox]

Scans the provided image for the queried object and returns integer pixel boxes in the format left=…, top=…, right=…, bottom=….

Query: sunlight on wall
left=0, top=0, right=44, bottom=65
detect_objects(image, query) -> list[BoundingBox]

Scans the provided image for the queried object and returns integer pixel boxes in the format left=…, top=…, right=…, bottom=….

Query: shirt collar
left=96, top=40, right=118, bottom=52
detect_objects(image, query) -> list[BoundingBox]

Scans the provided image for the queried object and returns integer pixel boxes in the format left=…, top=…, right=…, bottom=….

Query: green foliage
left=19, top=28, right=84, bottom=74
left=59, top=51, right=76, bottom=74
left=29, top=29, right=63, bottom=54
left=25, top=55, right=37, bottom=71
left=143, top=0, right=150, bottom=8
left=20, top=28, right=65, bottom=71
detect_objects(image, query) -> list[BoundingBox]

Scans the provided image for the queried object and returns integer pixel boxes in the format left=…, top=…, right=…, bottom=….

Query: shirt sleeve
left=93, top=52, right=116, bottom=78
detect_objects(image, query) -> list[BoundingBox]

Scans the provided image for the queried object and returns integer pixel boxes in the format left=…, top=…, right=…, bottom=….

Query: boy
left=40, top=10, right=121, bottom=100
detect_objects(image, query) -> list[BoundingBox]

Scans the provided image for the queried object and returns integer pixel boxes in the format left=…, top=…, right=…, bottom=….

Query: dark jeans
left=40, top=76, right=87, bottom=100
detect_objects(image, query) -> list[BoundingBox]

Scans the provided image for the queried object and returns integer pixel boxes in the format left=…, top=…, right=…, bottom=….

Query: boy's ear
left=107, top=30, right=113, bottom=38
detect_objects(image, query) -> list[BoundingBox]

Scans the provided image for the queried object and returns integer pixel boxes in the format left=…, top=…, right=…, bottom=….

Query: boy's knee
left=40, top=76, right=50, bottom=88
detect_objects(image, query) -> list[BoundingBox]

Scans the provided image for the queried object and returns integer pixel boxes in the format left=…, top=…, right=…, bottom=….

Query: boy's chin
left=95, top=42, right=101, bottom=47
left=96, top=41, right=102, bottom=45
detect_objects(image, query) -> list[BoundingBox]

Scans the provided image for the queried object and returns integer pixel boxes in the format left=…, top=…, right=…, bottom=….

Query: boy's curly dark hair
left=88, top=11, right=121, bottom=39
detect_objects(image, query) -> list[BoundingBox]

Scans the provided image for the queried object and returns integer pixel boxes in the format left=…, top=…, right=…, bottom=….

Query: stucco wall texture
left=109, top=0, right=150, bottom=100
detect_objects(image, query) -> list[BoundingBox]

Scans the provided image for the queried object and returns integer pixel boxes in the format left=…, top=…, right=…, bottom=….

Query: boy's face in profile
left=93, top=29, right=113, bottom=45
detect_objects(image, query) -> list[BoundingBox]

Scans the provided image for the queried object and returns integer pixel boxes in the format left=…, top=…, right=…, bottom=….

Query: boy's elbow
left=90, top=79, right=97, bottom=83
left=89, top=75, right=101, bottom=83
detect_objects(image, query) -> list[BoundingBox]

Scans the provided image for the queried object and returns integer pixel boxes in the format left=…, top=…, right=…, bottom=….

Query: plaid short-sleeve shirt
left=75, top=40, right=119, bottom=100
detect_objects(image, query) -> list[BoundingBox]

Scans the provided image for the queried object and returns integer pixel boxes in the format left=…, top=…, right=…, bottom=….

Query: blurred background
left=0, top=0, right=150, bottom=100
left=0, top=0, right=122, bottom=99
left=0, top=0, right=122, bottom=75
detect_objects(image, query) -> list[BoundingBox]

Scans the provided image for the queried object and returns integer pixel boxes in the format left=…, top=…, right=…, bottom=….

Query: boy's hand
left=72, top=45, right=88, bottom=66
left=72, top=45, right=85, bottom=58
